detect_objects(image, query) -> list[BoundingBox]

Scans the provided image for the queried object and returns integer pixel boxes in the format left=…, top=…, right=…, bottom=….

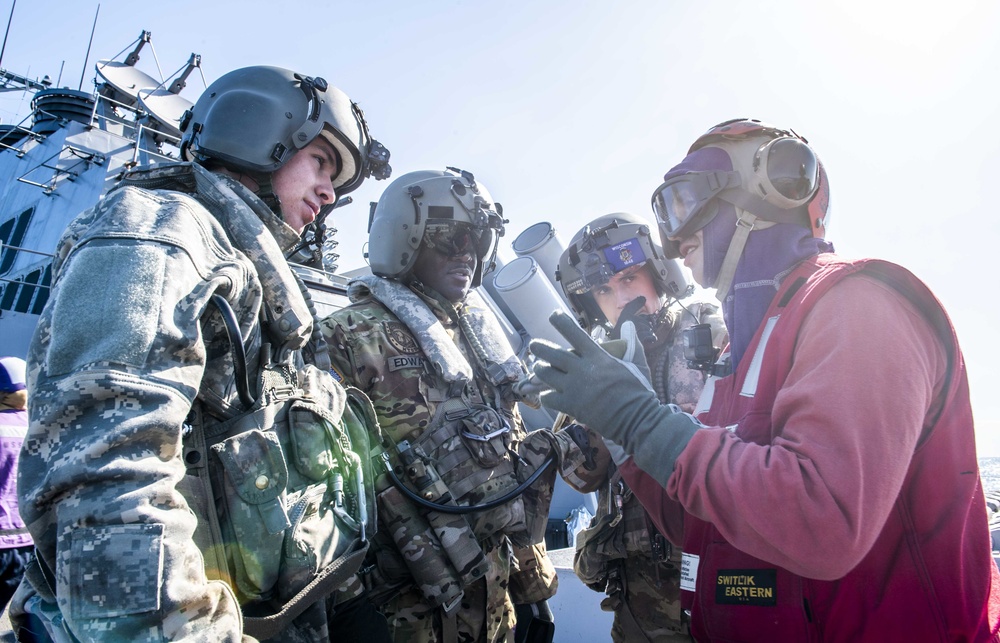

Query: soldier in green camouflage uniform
left=12, top=66, right=392, bottom=642
left=555, top=213, right=726, bottom=642
left=319, top=168, right=587, bottom=643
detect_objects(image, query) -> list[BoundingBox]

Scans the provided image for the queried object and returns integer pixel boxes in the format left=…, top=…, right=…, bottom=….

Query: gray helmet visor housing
left=368, top=168, right=505, bottom=287
left=181, top=66, right=389, bottom=196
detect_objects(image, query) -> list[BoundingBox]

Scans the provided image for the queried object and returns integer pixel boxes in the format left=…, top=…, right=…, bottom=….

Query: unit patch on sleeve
left=715, top=569, right=777, bottom=606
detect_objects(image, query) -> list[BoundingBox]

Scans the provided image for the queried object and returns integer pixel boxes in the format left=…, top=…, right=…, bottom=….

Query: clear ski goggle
left=650, top=170, right=740, bottom=240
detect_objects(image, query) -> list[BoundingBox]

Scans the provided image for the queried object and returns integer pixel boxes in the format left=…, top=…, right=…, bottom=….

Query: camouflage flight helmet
left=557, top=212, right=689, bottom=331
left=368, top=167, right=506, bottom=287
left=180, top=65, right=391, bottom=195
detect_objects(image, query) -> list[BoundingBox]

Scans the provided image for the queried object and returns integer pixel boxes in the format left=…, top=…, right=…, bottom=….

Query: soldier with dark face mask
left=319, top=168, right=589, bottom=643
left=555, top=212, right=724, bottom=642
left=14, top=66, right=392, bottom=642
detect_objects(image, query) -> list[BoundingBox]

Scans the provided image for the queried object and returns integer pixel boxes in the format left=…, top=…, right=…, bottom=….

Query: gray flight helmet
left=368, top=167, right=506, bottom=287
left=556, top=212, right=690, bottom=330
left=180, top=65, right=390, bottom=195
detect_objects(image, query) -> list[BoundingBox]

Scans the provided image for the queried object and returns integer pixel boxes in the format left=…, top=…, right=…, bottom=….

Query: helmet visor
left=423, top=221, right=482, bottom=257
left=650, top=170, right=739, bottom=240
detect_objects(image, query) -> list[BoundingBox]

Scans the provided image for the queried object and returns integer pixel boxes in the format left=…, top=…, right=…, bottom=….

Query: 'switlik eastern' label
left=715, top=569, right=777, bottom=606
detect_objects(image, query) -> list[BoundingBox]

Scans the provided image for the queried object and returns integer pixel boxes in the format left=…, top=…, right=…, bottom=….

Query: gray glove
left=530, top=311, right=703, bottom=486
left=602, top=437, right=631, bottom=466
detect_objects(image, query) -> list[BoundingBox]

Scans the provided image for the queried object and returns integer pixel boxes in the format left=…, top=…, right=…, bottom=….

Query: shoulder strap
left=243, top=539, right=369, bottom=641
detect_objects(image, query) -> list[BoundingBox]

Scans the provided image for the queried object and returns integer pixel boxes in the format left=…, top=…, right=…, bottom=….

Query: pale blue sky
left=3, top=0, right=998, bottom=452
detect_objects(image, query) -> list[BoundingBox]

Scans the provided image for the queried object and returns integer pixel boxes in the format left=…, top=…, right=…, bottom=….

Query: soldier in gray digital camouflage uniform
left=12, top=66, right=392, bottom=642
left=555, top=213, right=726, bottom=643
left=318, top=168, right=589, bottom=643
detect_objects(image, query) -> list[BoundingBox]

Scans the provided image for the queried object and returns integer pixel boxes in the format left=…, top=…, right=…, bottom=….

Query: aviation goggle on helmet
left=367, top=167, right=506, bottom=287
left=650, top=118, right=829, bottom=259
left=556, top=212, right=689, bottom=331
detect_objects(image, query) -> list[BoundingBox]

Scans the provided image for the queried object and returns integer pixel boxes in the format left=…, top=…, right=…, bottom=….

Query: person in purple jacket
left=0, top=356, right=32, bottom=613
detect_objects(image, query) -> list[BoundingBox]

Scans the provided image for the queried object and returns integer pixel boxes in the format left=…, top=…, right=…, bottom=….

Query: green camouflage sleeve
left=508, top=542, right=559, bottom=603
left=667, top=299, right=726, bottom=413
left=319, top=302, right=434, bottom=445
left=20, top=188, right=247, bottom=641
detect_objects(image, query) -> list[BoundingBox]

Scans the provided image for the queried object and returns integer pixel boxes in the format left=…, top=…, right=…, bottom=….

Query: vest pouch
left=424, top=509, right=490, bottom=586
left=457, top=405, right=511, bottom=468
left=278, top=387, right=374, bottom=603
left=466, top=491, right=527, bottom=546
left=276, top=475, right=356, bottom=602
left=573, top=484, right=627, bottom=589
left=376, top=485, right=464, bottom=608
left=287, top=401, right=337, bottom=481
left=363, top=538, right=412, bottom=606
left=211, top=428, right=289, bottom=601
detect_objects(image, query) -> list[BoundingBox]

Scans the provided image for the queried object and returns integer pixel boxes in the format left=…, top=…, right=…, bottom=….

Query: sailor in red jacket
left=529, top=119, right=1000, bottom=642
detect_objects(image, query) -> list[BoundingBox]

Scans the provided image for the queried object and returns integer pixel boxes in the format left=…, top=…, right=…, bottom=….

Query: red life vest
left=682, top=254, right=1000, bottom=642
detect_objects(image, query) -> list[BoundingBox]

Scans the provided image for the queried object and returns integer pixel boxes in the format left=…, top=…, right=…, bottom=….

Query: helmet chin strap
left=711, top=209, right=758, bottom=303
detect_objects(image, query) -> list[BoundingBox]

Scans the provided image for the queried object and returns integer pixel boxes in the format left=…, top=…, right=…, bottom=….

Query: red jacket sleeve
left=623, top=274, right=947, bottom=580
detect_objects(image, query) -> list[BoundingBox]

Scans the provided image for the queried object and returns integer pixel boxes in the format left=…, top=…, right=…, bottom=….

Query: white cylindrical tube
left=511, top=222, right=570, bottom=308
left=492, top=256, right=573, bottom=349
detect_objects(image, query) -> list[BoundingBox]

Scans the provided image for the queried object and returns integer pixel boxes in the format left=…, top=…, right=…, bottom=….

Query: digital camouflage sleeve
left=18, top=184, right=256, bottom=641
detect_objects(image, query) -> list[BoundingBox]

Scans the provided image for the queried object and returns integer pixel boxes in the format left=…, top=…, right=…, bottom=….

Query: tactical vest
left=181, top=355, right=375, bottom=632
left=142, top=164, right=378, bottom=639
left=573, top=320, right=684, bottom=642
left=344, top=295, right=538, bottom=611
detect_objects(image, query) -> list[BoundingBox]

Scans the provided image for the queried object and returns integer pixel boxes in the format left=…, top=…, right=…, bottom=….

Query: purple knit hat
left=0, top=356, right=26, bottom=393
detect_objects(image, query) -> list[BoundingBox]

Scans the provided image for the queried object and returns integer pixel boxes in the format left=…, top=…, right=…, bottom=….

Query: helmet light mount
left=368, top=168, right=507, bottom=288
left=556, top=212, right=690, bottom=332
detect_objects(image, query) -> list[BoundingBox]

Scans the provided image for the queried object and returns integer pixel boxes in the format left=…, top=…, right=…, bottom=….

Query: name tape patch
left=715, top=569, right=777, bottom=606
left=388, top=355, right=425, bottom=372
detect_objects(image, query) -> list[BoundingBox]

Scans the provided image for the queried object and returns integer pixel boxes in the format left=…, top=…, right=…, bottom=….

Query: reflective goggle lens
left=652, top=180, right=703, bottom=237
left=761, top=138, right=818, bottom=202
left=423, top=222, right=481, bottom=256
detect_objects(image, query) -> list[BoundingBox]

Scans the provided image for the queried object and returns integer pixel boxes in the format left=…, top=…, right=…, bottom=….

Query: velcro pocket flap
left=213, top=429, right=290, bottom=534
left=289, top=402, right=337, bottom=481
